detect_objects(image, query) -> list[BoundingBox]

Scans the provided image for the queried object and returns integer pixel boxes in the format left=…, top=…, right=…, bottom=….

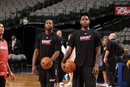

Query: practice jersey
left=0, top=40, right=8, bottom=76
left=35, top=32, right=61, bottom=63
left=68, top=29, right=101, bottom=67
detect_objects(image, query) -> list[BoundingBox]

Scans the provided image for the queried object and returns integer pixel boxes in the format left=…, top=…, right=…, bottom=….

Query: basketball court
left=6, top=74, right=40, bottom=87
left=6, top=74, right=106, bottom=87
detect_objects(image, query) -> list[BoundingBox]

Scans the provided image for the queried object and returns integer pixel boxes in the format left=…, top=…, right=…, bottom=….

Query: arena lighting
left=22, top=17, right=29, bottom=25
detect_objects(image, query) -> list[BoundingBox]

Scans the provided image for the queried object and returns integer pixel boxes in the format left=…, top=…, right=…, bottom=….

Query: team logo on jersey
left=0, top=46, right=7, bottom=50
left=42, top=40, right=51, bottom=45
left=80, top=35, right=92, bottom=41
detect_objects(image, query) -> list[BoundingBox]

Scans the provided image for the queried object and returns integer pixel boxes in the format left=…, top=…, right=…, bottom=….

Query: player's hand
left=43, top=58, right=53, bottom=66
left=6, top=72, right=15, bottom=81
left=9, top=72, right=15, bottom=81
left=32, top=66, right=37, bottom=75
left=92, top=64, right=99, bottom=76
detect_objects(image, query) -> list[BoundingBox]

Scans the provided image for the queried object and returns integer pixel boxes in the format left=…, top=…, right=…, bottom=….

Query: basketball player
left=61, top=15, right=101, bottom=87
left=32, top=19, right=61, bottom=87
left=56, top=30, right=66, bottom=86
left=64, top=34, right=75, bottom=87
left=0, top=23, right=14, bottom=87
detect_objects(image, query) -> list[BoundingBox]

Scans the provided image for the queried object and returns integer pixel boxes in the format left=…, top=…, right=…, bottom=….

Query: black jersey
left=35, top=32, right=61, bottom=62
left=68, top=29, right=101, bottom=67
left=106, top=40, right=118, bottom=58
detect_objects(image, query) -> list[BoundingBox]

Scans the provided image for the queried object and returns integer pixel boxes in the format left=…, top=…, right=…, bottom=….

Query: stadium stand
left=0, top=0, right=129, bottom=61
left=0, top=0, right=129, bottom=27
left=115, top=27, right=130, bottom=49
left=28, top=0, right=115, bottom=23
left=0, top=0, right=130, bottom=86
left=0, top=0, right=44, bottom=20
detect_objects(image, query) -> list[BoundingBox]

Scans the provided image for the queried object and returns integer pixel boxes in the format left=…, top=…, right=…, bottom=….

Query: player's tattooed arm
left=62, top=47, right=73, bottom=63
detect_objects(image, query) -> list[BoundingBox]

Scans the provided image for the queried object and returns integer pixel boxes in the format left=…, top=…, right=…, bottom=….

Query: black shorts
left=55, top=54, right=65, bottom=83
left=0, top=76, right=6, bottom=87
left=37, top=65, right=55, bottom=87
left=106, top=57, right=116, bottom=86
left=73, top=66, right=96, bottom=87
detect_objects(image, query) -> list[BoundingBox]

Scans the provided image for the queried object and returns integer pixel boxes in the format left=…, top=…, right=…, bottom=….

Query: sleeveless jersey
left=0, top=40, right=8, bottom=76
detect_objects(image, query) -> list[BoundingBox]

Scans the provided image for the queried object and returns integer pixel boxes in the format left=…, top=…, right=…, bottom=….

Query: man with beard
left=32, top=19, right=61, bottom=87
left=61, top=15, right=101, bottom=87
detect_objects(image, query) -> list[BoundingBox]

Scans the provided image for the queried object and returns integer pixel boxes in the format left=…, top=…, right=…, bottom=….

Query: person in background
left=56, top=30, right=66, bottom=86
left=122, top=49, right=130, bottom=63
left=103, top=33, right=121, bottom=87
left=100, top=36, right=109, bottom=86
left=9, top=35, right=21, bottom=55
left=56, top=30, right=66, bottom=49
left=0, top=23, right=15, bottom=87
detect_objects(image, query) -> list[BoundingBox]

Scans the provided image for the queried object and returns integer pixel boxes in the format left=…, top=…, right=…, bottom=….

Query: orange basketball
left=41, top=57, right=53, bottom=69
left=64, top=61, right=76, bottom=73
left=127, top=60, right=130, bottom=69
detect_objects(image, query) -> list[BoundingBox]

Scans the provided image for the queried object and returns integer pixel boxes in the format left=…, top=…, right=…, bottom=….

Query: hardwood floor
left=6, top=74, right=40, bottom=87
left=6, top=74, right=68, bottom=87
left=6, top=74, right=104, bottom=87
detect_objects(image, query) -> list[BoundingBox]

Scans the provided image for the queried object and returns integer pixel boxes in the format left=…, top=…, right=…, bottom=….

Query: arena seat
left=29, top=0, right=114, bottom=19
left=0, top=0, right=45, bottom=21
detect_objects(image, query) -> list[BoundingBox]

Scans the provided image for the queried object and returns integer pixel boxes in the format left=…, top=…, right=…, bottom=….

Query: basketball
left=126, top=60, right=130, bottom=69
left=64, top=60, right=76, bottom=73
left=40, top=57, right=53, bottom=69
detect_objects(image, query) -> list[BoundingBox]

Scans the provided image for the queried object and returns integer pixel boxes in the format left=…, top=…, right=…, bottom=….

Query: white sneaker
left=64, top=81, right=72, bottom=87
left=59, top=82, right=64, bottom=87
left=96, top=83, right=101, bottom=86
left=100, top=83, right=109, bottom=87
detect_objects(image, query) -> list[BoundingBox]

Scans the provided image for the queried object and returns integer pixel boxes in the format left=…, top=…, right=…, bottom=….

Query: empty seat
left=18, top=54, right=27, bottom=60
left=8, top=54, right=16, bottom=60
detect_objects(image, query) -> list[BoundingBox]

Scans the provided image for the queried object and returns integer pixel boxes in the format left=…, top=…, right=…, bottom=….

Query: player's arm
left=62, top=46, right=73, bottom=63
left=48, top=35, right=61, bottom=62
left=95, top=46, right=101, bottom=66
left=103, top=50, right=109, bottom=64
left=7, top=63, right=15, bottom=80
left=32, top=34, right=40, bottom=74
left=94, top=31, right=101, bottom=66
left=92, top=31, right=101, bottom=76
left=32, top=48, right=39, bottom=74
left=50, top=51, right=60, bottom=62
left=61, top=46, right=73, bottom=71
left=92, top=46, right=101, bottom=76
left=103, top=42, right=110, bottom=64
left=7, top=63, right=13, bottom=74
